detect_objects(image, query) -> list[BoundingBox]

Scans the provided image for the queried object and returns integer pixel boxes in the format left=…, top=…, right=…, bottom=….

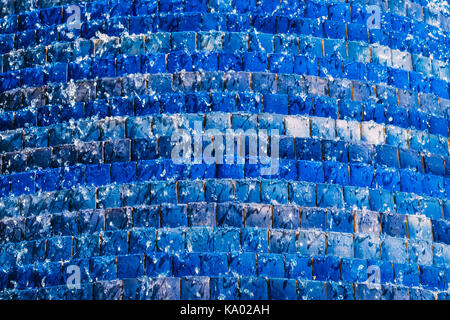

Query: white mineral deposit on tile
left=285, top=116, right=310, bottom=137
left=361, top=121, right=385, bottom=145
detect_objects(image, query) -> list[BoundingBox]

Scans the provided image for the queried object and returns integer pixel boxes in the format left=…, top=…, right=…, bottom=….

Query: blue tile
left=241, top=227, right=269, bottom=253
left=73, top=234, right=100, bottom=259
left=263, top=94, right=289, bottom=115
left=217, top=203, right=243, bottom=227
left=244, top=52, right=268, bottom=72
left=210, top=276, right=239, bottom=300
left=354, top=283, right=382, bottom=300
left=117, top=254, right=144, bottom=279
left=186, top=227, right=213, bottom=252
left=97, top=185, right=122, bottom=209
left=381, top=212, right=407, bottom=237
left=432, top=219, right=450, bottom=245
left=122, top=278, right=151, bottom=300
left=157, top=228, right=185, bottom=253
left=326, top=282, right=354, bottom=300
left=248, top=33, right=273, bottom=52
left=161, top=204, right=188, bottom=228
left=200, top=253, right=228, bottom=276
left=270, top=229, right=297, bottom=253
left=35, top=262, right=63, bottom=287
left=244, top=204, right=272, bottom=228
left=285, top=254, right=312, bottom=279
left=11, top=172, right=35, bottom=196
left=313, top=256, right=340, bottom=281
left=233, top=180, right=259, bottom=203
left=46, top=236, right=72, bottom=261
left=93, top=280, right=121, bottom=300
left=145, top=252, right=173, bottom=277
left=394, top=263, right=420, bottom=287
left=269, top=278, right=297, bottom=300
left=298, top=230, right=326, bottom=255
left=151, top=181, right=177, bottom=204
left=341, top=258, right=367, bottom=283
left=181, top=276, right=210, bottom=300
left=214, top=228, right=240, bottom=252
left=240, top=277, right=268, bottom=300
left=205, top=179, right=234, bottom=203
left=420, top=265, right=445, bottom=290
left=151, top=278, right=180, bottom=300
left=381, top=284, right=409, bottom=300
left=100, top=230, right=128, bottom=256
left=89, top=256, right=116, bottom=282
left=25, top=215, right=50, bottom=241
left=316, top=184, right=343, bottom=208
left=35, top=168, right=60, bottom=192
left=298, top=280, right=326, bottom=300
left=354, top=234, right=381, bottom=260
left=51, top=212, right=77, bottom=236
left=261, top=180, right=288, bottom=205
left=85, top=164, right=111, bottom=186
left=132, top=206, right=159, bottom=229
left=381, top=236, right=408, bottom=264
left=273, top=205, right=300, bottom=229
left=111, top=162, right=136, bottom=184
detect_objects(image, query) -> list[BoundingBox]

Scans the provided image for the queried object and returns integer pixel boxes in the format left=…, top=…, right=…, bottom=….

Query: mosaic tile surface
left=0, top=0, right=449, bottom=300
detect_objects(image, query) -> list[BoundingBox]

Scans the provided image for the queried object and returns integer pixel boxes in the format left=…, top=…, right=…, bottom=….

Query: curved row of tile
left=1, top=0, right=448, bottom=41
left=1, top=176, right=449, bottom=245
left=1, top=19, right=449, bottom=89
left=1, top=277, right=447, bottom=300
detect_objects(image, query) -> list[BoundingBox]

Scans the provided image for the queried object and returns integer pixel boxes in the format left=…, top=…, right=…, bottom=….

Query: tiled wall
left=0, top=0, right=449, bottom=300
